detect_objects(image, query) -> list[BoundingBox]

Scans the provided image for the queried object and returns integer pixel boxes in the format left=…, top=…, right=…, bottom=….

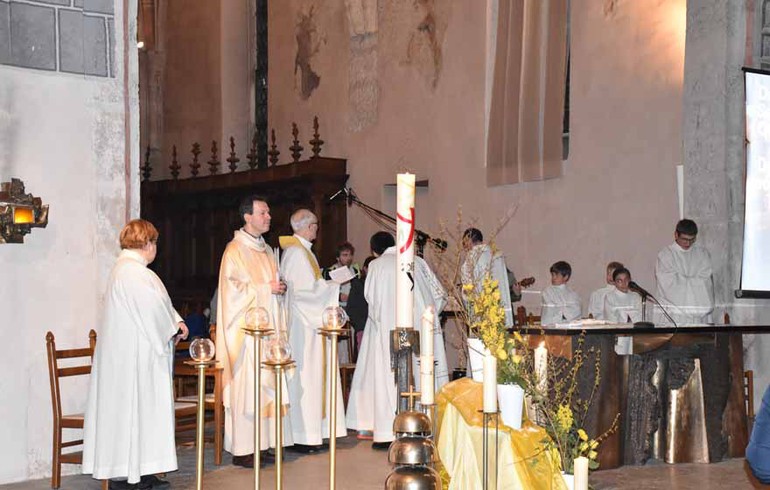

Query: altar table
left=519, top=323, right=770, bottom=469
left=436, top=378, right=566, bottom=490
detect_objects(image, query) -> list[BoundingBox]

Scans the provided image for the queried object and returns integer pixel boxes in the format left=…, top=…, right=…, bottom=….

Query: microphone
left=328, top=187, right=347, bottom=202
left=628, top=281, right=651, bottom=298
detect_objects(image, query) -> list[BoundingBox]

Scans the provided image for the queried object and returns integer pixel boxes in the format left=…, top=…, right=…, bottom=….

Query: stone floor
left=2, top=434, right=768, bottom=489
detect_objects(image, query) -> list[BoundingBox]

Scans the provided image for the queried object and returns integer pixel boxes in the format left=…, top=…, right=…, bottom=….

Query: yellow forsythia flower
left=578, top=429, right=588, bottom=441
left=589, top=450, right=598, bottom=460
left=589, top=440, right=598, bottom=449
left=557, top=405, right=574, bottom=432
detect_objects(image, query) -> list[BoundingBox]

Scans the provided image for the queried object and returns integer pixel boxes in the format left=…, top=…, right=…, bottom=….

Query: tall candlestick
left=483, top=353, right=497, bottom=413
left=420, top=355, right=435, bottom=405
left=396, top=172, right=416, bottom=329
left=421, top=306, right=434, bottom=358
left=534, top=341, right=548, bottom=394
left=573, top=456, right=589, bottom=490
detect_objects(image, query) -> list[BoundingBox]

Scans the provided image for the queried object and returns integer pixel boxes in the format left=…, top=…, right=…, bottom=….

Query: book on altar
left=328, top=266, right=355, bottom=284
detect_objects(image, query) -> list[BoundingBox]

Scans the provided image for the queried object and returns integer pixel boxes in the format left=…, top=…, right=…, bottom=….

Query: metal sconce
left=0, top=178, right=49, bottom=244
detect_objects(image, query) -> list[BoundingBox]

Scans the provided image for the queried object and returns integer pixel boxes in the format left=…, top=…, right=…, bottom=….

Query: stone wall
left=0, top=0, right=115, bottom=77
left=0, top=0, right=138, bottom=483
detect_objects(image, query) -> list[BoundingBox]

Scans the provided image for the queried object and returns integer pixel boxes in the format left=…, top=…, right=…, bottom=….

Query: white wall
left=0, top=0, right=138, bottom=483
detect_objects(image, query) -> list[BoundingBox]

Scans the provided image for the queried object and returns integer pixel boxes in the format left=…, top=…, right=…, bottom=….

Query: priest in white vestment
left=460, top=228, right=515, bottom=327
left=587, top=261, right=624, bottom=320
left=83, top=219, right=188, bottom=487
left=280, top=209, right=346, bottom=450
left=603, top=267, right=641, bottom=355
left=541, top=261, right=582, bottom=325
left=216, top=196, right=291, bottom=468
left=346, top=232, right=449, bottom=448
left=654, top=219, right=714, bottom=325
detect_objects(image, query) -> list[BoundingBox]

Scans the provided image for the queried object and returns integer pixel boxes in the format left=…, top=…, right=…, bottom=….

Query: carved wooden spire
left=290, top=123, right=303, bottom=163
left=208, top=140, right=220, bottom=175
left=227, top=137, right=240, bottom=173
left=169, top=145, right=180, bottom=180
left=309, top=116, right=324, bottom=157
left=268, top=128, right=280, bottom=166
left=141, top=145, right=152, bottom=181
left=246, top=132, right=258, bottom=170
left=190, top=142, right=201, bottom=177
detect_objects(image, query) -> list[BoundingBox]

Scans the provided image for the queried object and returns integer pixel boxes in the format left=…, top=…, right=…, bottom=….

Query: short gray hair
left=290, top=209, right=317, bottom=232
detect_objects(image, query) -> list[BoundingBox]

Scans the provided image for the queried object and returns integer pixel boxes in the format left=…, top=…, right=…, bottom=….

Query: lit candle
left=483, top=352, right=497, bottom=413
left=421, top=306, right=434, bottom=358
left=420, top=355, right=434, bottom=405
left=534, top=341, right=548, bottom=394
left=396, top=172, right=416, bottom=329
left=573, top=456, right=589, bottom=490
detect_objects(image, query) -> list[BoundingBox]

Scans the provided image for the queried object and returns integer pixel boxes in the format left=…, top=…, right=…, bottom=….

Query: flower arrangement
left=463, top=274, right=528, bottom=386
left=531, top=335, right=620, bottom=474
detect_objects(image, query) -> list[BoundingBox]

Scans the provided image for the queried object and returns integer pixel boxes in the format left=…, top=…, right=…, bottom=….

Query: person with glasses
left=654, top=219, right=714, bottom=325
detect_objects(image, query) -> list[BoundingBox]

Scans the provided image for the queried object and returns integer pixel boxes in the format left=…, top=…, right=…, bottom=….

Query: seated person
left=588, top=261, right=624, bottom=320
left=747, top=384, right=770, bottom=484
left=541, top=261, right=581, bottom=325
left=603, top=267, right=641, bottom=355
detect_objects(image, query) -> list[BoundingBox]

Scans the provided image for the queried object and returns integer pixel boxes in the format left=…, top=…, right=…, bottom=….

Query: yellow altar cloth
left=436, top=378, right=566, bottom=489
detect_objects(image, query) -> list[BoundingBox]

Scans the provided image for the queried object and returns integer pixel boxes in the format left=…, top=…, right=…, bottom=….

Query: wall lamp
left=0, top=178, right=49, bottom=244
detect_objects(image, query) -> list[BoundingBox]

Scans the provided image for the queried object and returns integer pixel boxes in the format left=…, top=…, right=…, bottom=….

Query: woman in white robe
left=83, top=219, right=188, bottom=487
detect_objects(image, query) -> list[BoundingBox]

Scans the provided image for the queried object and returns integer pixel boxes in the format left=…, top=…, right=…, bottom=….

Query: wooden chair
left=46, top=330, right=108, bottom=490
left=173, top=324, right=224, bottom=465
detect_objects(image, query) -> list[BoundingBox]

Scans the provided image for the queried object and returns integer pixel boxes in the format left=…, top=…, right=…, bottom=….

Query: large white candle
left=396, top=172, right=416, bottom=329
left=573, top=456, right=589, bottom=490
left=534, top=341, right=548, bottom=394
left=421, top=306, right=434, bottom=358
left=420, top=355, right=435, bottom=405
left=483, top=353, right=497, bottom=413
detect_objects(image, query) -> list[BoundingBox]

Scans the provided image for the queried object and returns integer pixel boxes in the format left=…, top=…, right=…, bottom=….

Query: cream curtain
left=486, top=0, right=568, bottom=186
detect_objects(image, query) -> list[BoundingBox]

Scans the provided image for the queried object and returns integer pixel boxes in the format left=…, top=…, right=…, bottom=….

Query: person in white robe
left=83, top=219, right=189, bottom=488
left=216, top=195, right=291, bottom=468
left=603, top=267, right=642, bottom=355
left=280, top=209, right=346, bottom=450
left=587, top=261, right=624, bottom=320
left=541, top=261, right=582, bottom=325
left=654, top=219, right=714, bottom=325
left=460, top=228, right=516, bottom=328
left=346, top=231, right=449, bottom=449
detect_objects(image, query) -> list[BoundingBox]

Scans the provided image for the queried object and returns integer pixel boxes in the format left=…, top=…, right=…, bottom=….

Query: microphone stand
left=330, top=186, right=447, bottom=256
left=632, top=289, right=678, bottom=329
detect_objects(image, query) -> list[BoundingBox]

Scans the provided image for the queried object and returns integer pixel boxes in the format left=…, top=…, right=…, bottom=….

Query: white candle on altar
left=534, top=341, right=548, bottom=394
left=420, top=355, right=435, bottom=405
left=573, top=456, right=589, bottom=490
left=483, top=352, right=497, bottom=413
left=421, top=306, right=434, bottom=358
left=396, top=172, right=416, bottom=329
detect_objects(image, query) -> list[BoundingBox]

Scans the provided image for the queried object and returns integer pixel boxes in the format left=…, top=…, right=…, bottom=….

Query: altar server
left=281, top=209, right=346, bottom=451
left=587, top=261, right=624, bottom=320
left=655, top=219, right=714, bottom=325
left=461, top=227, right=515, bottom=327
left=541, top=261, right=582, bottom=325
left=216, top=195, right=290, bottom=468
left=83, top=219, right=188, bottom=488
left=603, top=267, right=641, bottom=355
left=346, top=231, right=449, bottom=450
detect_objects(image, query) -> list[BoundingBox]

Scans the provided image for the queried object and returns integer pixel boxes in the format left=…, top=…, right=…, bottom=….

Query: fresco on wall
left=404, top=0, right=450, bottom=90
left=295, top=6, right=323, bottom=99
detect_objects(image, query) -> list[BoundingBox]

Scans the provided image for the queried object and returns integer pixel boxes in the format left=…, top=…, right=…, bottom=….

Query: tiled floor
left=2, top=435, right=767, bottom=489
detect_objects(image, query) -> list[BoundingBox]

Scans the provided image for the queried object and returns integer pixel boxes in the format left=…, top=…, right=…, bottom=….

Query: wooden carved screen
left=140, top=157, right=349, bottom=306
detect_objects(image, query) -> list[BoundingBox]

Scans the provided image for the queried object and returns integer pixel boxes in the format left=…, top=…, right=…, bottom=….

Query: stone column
left=682, top=0, right=770, bottom=405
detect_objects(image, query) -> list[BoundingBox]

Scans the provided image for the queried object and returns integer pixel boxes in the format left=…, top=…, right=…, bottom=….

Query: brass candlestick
left=318, top=326, right=346, bottom=490
left=184, top=359, right=218, bottom=490
left=242, top=326, right=274, bottom=490
left=262, top=358, right=295, bottom=490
